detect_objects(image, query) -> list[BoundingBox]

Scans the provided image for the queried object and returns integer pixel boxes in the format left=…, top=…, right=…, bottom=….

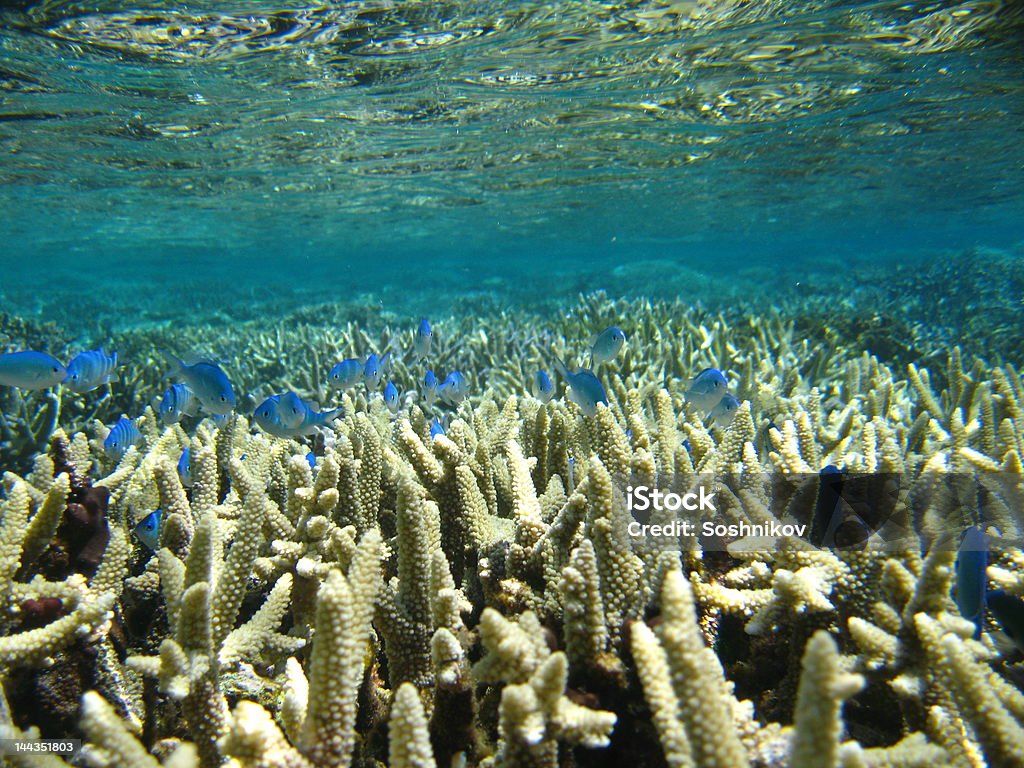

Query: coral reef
left=3, top=241, right=1023, bottom=475
left=0, top=289, right=1023, bottom=767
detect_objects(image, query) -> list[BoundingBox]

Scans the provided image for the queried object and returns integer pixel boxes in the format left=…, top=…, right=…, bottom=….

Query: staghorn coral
left=0, top=291, right=1023, bottom=767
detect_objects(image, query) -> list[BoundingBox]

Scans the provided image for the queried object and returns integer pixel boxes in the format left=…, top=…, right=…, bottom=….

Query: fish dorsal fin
left=181, top=351, right=226, bottom=367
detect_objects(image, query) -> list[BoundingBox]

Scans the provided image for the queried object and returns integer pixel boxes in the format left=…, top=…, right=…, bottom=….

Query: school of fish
left=5, top=319, right=1015, bottom=649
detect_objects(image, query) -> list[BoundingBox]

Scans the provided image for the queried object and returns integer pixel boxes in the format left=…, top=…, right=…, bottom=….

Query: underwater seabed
left=1, top=269, right=1024, bottom=766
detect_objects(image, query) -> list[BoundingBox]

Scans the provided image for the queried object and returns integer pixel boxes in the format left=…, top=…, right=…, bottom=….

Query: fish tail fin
left=308, top=408, right=344, bottom=432
left=161, top=351, right=185, bottom=380
left=552, top=355, right=571, bottom=380
left=106, top=351, right=120, bottom=383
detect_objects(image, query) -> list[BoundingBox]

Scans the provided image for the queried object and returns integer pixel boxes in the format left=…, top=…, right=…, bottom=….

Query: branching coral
left=0, top=292, right=1022, bottom=768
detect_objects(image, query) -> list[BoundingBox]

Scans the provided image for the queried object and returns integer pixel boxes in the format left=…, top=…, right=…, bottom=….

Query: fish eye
left=220, top=395, right=227, bottom=402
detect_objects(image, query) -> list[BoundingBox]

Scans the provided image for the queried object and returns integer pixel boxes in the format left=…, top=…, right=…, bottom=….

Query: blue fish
left=533, top=370, right=555, bottom=403
left=363, top=352, right=391, bottom=391
left=134, top=509, right=163, bottom=550
left=553, top=357, right=607, bottom=417
left=305, top=451, right=317, bottom=470
left=168, top=356, right=235, bottom=415
left=254, top=395, right=344, bottom=438
left=590, top=327, right=627, bottom=367
left=211, top=413, right=231, bottom=428
left=104, top=416, right=143, bottom=461
left=253, top=396, right=288, bottom=437
left=159, top=383, right=200, bottom=425
left=710, top=394, right=740, bottom=427
left=277, top=391, right=307, bottom=430
left=294, top=402, right=345, bottom=436
left=0, top=351, right=66, bottom=390
left=429, top=417, right=446, bottom=440
left=437, top=371, right=469, bottom=406
left=329, top=358, right=363, bottom=390
left=988, top=590, right=1024, bottom=652
left=955, top=526, right=988, bottom=638
left=415, top=319, right=432, bottom=359
left=383, top=381, right=401, bottom=414
left=685, top=368, right=728, bottom=411
left=177, top=447, right=194, bottom=488
left=64, top=349, right=118, bottom=393
left=422, top=370, right=439, bottom=408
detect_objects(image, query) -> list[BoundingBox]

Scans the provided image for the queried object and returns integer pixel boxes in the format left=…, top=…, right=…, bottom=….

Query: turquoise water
left=1, top=0, right=1022, bottom=322
left=3, top=4, right=1024, bottom=761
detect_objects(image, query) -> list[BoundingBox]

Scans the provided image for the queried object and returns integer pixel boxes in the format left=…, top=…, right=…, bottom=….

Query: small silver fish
left=64, top=349, right=118, bottom=393
left=177, top=447, right=194, bottom=488
left=104, top=416, right=143, bottom=460
left=134, top=509, right=163, bottom=550
left=532, top=370, right=555, bottom=403
left=329, top=358, right=363, bottom=390
left=168, top=355, right=235, bottom=415
left=254, top=394, right=343, bottom=438
left=590, top=327, right=627, bottom=366
left=685, top=368, right=728, bottom=411
left=710, top=394, right=740, bottom=427
left=363, top=352, right=391, bottom=391
left=423, top=370, right=438, bottom=408
left=159, top=383, right=199, bottom=425
left=293, top=402, right=345, bottom=436
left=0, top=351, right=66, bottom=390
left=415, top=319, right=432, bottom=359
left=277, top=391, right=307, bottom=430
left=553, top=357, right=607, bottom=417
left=384, top=381, right=401, bottom=414
left=437, top=371, right=468, bottom=406
left=253, top=396, right=288, bottom=437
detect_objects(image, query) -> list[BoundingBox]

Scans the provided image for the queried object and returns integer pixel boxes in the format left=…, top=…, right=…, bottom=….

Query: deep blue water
left=0, top=0, right=1022, bottom=323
